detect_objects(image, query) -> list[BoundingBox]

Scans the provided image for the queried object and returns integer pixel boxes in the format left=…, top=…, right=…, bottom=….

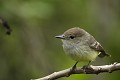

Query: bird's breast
left=62, top=42, right=98, bottom=62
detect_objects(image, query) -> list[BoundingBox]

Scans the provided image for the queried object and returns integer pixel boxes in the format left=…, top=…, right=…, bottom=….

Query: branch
left=0, top=17, right=12, bottom=35
left=31, top=62, right=120, bottom=80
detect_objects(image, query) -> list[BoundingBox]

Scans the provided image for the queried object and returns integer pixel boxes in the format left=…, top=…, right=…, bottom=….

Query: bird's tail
left=98, top=51, right=111, bottom=58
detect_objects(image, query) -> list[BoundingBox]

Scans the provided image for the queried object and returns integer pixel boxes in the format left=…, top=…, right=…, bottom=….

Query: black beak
left=55, top=35, right=64, bottom=39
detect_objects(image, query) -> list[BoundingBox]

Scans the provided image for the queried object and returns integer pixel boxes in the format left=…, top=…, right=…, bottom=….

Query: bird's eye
left=69, top=36, right=75, bottom=39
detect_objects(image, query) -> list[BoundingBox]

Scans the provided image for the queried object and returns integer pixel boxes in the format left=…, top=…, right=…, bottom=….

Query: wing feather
left=87, top=35, right=111, bottom=58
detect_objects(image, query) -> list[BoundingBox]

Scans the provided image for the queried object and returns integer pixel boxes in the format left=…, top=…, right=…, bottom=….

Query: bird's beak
left=55, top=35, right=64, bottom=39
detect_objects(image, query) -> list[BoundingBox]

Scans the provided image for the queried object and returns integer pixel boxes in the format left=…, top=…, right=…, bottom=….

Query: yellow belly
left=68, top=51, right=99, bottom=62
left=63, top=44, right=99, bottom=62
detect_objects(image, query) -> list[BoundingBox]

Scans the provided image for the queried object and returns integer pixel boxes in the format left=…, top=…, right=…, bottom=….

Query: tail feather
left=98, top=51, right=111, bottom=58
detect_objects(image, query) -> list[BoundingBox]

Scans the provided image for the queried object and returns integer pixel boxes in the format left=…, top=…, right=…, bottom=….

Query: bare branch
left=31, top=62, right=120, bottom=80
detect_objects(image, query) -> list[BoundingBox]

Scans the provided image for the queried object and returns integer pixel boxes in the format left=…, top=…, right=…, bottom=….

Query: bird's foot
left=82, top=64, right=90, bottom=70
left=66, top=66, right=76, bottom=77
left=66, top=61, right=78, bottom=77
left=82, top=65, right=93, bottom=74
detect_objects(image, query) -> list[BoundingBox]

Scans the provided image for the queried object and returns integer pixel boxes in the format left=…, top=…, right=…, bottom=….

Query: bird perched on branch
left=55, top=27, right=110, bottom=69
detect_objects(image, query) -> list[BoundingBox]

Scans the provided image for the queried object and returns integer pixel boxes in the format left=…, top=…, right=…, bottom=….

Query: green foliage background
left=0, top=0, right=120, bottom=80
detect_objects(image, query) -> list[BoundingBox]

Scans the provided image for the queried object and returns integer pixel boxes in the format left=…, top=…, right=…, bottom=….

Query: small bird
left=55, top=27, right=110, bottom=68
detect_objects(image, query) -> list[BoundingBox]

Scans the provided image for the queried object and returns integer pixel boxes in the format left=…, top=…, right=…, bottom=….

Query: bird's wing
left=89, top=41, right=110, bottom=58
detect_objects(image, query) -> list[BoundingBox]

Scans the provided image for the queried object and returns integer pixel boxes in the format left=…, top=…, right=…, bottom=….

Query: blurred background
left=0, top=0, right=120, bottom=80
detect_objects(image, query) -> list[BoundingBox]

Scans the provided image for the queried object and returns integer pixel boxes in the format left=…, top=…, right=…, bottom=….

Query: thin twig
left=31, top=62, right=120, bottom=80
left=0, top=17, right=12, bottom=35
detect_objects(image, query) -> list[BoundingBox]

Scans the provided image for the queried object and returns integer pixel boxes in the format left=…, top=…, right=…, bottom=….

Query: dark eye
left=69, top=36, right=75, bottom=39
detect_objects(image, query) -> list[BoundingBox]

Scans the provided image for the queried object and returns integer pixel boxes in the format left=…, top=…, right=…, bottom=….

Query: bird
left=55, top=27, right=110, bottom=69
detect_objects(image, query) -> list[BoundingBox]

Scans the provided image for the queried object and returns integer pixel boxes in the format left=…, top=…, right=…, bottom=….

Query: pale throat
left=62, top=39, right=86, bottom=53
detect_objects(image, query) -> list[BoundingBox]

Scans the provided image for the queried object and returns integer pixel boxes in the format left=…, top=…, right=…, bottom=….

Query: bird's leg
left=87, top=61, right=91, bottom=66
left=67, top=61, right=78, bottom=76
left=82, top=61, right=91, bottom=70
left=72, top=61, right=78, bottom=70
